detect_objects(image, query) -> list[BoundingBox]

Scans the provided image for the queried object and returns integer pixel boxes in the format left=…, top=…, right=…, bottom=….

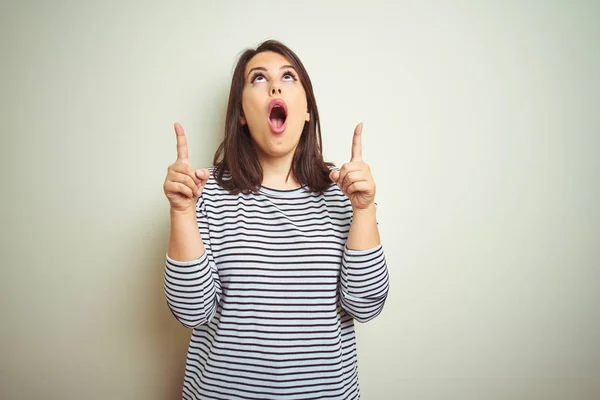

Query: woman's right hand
left=163, top=123, right=210, bottom=214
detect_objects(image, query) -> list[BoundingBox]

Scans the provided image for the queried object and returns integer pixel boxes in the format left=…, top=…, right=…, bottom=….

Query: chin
left=264, top=145, right=296, bottom=159
left=251, top=125, right=302, bottom=158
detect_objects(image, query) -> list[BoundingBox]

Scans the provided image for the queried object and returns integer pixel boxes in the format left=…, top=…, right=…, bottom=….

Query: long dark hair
left=213, top=40, right=333, bottom=194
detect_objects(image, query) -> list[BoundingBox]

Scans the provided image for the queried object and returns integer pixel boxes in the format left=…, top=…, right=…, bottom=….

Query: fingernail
left=196, top=169, right=204, bottom=178
left=196, top=189, right=202, bottom=196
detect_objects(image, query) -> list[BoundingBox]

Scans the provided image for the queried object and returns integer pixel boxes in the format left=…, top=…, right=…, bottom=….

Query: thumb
left=330, top=170, right=340, bottom=182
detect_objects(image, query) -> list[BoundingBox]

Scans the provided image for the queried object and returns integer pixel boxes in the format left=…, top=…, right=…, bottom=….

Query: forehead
left=245, top=51, right=294, bottom=73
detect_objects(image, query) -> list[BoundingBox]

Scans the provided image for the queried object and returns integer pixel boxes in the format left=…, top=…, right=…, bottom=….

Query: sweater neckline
left=258, top=184, right=308, bottom=198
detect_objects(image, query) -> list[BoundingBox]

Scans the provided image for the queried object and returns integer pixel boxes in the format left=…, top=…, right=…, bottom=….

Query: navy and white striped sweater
left=164, top=169, right=389, bottom=400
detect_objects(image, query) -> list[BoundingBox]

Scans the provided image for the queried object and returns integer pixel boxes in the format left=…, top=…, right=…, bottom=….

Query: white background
left=1, top=0, right=599, bottom=399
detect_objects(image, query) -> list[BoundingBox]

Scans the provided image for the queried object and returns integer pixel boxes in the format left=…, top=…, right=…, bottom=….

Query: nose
left=270, top=85, right=282, bottom=96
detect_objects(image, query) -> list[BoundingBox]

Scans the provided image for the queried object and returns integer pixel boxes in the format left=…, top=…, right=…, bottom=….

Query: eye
left=250, top=72, right=266, bottom=83
left=282, top=70, right=297, bottom=82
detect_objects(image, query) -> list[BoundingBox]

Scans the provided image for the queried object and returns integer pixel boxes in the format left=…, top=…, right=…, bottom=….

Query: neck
left=258, top=150, right=300, bottom=190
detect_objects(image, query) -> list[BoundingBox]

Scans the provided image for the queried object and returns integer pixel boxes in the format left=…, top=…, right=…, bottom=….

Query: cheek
left=242, top=89, right=262, bottom=114
left=287, top=88, right=308, bottom=117
left=292, top=100, right=308, bottom=122
left=242, top=101, right=260, bottom=124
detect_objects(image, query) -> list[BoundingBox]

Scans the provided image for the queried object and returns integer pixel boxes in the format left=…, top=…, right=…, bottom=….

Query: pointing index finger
left=174, top=122, right=189, bottom=162
left=351, top=122, right=363, bottom=162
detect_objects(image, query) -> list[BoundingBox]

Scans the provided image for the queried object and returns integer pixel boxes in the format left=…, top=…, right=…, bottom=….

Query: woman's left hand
left=329, top=123, right=376, bottom=211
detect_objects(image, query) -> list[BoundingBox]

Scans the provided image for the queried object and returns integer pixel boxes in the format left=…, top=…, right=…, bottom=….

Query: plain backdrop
left=1, top=1, right=599, bottom=399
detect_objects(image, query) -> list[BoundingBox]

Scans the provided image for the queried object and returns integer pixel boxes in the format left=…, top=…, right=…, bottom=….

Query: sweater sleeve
left=339, top=244, right=389, bottom=323
left=163, top=196, right=222, bottom=328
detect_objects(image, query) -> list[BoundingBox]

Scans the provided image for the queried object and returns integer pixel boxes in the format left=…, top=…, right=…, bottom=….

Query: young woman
left=163, top=40, right=389, bottom=400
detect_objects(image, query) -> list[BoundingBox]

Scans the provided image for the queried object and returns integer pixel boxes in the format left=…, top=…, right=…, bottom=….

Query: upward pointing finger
left=174, top=122, right=189, bottom=163
left=351, top=122, right=363, bottom=162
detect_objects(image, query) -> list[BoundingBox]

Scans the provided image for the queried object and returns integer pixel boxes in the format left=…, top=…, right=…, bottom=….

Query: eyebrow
left=247, top=65, right=296, bottom=78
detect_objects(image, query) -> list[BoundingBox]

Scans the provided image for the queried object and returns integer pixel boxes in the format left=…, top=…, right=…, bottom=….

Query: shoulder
left=320, top=169, right=351, bottom=209
left=203, top=167, right=229, bottom=193
left=196, top=167, right=232, bottom=210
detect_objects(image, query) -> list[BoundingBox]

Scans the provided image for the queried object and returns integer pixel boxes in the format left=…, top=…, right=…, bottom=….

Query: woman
left=163, top=40, right=389, bottom=400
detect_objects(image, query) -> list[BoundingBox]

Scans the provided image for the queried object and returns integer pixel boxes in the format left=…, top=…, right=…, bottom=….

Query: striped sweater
left=164, top=169, right=390, bottom=400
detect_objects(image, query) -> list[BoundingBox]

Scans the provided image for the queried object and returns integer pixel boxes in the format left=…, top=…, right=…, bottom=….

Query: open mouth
left=268, top=100, right=288, bottom=133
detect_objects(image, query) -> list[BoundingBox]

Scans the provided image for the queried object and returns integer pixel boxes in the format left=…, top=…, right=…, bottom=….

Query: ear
left=305, top=111, right=310, bottom=122
left=240, top=115, right=247, bottom=125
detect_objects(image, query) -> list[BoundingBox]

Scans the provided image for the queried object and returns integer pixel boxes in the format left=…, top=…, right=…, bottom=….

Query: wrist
left=170, top=206, right=196, bottom=220
left=352, top=203, right=377, bottom=216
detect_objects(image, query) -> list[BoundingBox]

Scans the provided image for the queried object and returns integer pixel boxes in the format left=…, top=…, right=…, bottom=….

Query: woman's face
left=241, top=51, right=310, bottom=161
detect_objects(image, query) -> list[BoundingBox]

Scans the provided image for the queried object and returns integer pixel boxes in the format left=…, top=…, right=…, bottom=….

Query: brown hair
left=212, top=39, right=333, bottom=194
